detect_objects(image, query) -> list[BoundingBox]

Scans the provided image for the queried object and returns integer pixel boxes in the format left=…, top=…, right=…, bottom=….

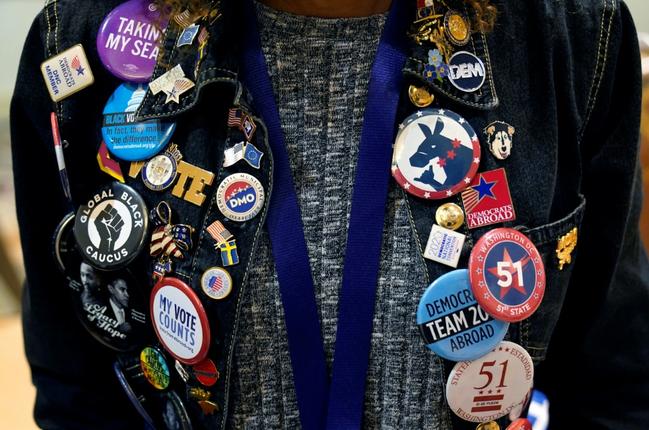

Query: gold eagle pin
left=556, top=227, right=578, bottom=270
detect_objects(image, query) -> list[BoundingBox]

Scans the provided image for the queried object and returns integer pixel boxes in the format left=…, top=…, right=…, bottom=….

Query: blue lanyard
left=240, top=1, right=409, bottom=428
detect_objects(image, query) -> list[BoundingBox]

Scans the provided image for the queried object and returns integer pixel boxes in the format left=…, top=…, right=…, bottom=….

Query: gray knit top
left=228, top=3, right=450, bottom=428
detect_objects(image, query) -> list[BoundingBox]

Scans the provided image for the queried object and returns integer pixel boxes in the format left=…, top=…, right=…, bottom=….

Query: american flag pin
left=200, top=267, right=233, bottom=300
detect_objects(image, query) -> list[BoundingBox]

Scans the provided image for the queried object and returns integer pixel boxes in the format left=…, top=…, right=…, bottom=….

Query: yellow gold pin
left=556, top=227, right=578, bottom=270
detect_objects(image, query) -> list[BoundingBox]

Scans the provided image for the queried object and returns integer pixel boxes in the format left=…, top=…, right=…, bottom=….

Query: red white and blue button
left=201, top=267, right=233, bottom=300
left=417, top=269, right=508, bottom=361
left=150, top=277, right=211, bottom=365
left=469, top=228, right=545, bottom=323
left=216, top=173, right=265, bottom=222
left=392, top=109, right=480, bottom=200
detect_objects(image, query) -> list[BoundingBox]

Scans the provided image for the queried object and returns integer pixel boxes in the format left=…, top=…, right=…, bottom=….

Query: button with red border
left=469, top=228, right=545, bottom=322
left=192, top=358, right=220, bottom=387
left=446, top=341, right=534, bottom=423
left=151, top=277, right=211, bottom=365
left=392, top=108, right=480, bottom=200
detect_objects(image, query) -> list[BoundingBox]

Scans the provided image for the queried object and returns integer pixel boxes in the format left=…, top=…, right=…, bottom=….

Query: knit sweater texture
left=228, top=3, right=448, bottom=428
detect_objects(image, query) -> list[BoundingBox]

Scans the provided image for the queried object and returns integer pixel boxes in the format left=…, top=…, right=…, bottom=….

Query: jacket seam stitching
left=402, top=190, right=430, bottom=286
left=45, top=3, right=52, bottom=57
left=479, top=30, right=498, bottom=106
left=221, top=109, right=274, bottom=428
left=404, top=61, right=495, bottom=109
left=578, top=0, right=616, bottom=144
left=136, top=70, right=237, bottom=120
left=138, top=26, right=180, bottom=119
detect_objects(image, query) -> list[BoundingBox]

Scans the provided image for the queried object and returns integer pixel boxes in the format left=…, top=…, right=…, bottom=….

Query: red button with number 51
left=469, top=228, right=545, bottom=323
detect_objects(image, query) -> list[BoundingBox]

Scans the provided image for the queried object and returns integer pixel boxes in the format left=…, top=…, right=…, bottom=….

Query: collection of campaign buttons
left=400, top=11, right=547, bottom=425
left=50, top=0, right=554, bottom=427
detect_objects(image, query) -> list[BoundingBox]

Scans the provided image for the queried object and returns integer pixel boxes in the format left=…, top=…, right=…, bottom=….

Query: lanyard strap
left=240, top=1, right=408, bottom=428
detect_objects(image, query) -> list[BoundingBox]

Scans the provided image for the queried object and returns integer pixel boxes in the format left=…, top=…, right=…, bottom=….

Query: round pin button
left=216, top=173, right=265, bottom=222
left=446, top=341, right=534, bottom=423
left=143, top=153, right=178, bottom=191
left=151, top=277, right=211, bottom=365
left=436, top=203, right=465, bottom=231
left=140, top=346, right=171, bottom=390
left=102, top=83, right=176, bottom=161
left=417, top=269, right=508, bottom=361
left=53, top=212, right=76, bottom=273
left=447, top=51, right=486, bottom=93
left=97, top=0, right=165, bottom=82
left=65, top=250, right=149, bottom=351
left=469, top=228, right=545, bottom=323
left=444, top=11, right=471, bottom=46
left=201, top=267, right=233, bottom=300
left=392, top=109, right=480, bottom=200
left=74, top=182, right=148, bottom=270
left=192, top=358, right=220, bottom=387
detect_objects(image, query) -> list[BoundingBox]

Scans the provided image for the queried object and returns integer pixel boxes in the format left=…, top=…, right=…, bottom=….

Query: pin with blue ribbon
left=150, top=201, right=195, bottom=280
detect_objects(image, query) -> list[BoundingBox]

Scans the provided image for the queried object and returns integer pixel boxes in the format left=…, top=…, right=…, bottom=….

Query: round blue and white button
left=416, top=269, right=508, bottom=361
left=102, top=83, right=176, bottom=161
left=216, top=173, right=265, bottom=222
left=447, top=51, right=486, bottom=93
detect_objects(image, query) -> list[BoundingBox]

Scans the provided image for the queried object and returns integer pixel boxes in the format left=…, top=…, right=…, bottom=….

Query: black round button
left=64, top=246, right=149, bottom=351
left=74, top=182, right=149, bottom=270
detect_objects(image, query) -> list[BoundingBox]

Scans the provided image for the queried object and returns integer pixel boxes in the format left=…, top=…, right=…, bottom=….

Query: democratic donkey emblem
left=392, top=109, right=481, bottom=200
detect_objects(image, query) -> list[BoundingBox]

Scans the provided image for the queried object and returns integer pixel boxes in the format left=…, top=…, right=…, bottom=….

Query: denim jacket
left=11, top=0, right=649, bottom=429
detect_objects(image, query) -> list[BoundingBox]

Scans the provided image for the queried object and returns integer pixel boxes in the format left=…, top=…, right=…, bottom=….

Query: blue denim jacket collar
left=135, top=2, right=239, bottom=121
left=135, top=0, right=500, bottom=122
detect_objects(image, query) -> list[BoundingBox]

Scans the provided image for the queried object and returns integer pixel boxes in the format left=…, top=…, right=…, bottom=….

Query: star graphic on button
left=439, top=109, right=445, bottom=115
left=398, top=124, right=405, bottom=130
left=459, top=118, right=466, bottom=124
left=473, top=157, right=480, bottom=164
left=75, top=65, right=85, bottom=76
left=487, top=247, right=531, bottom=299
left=437, top=158, right=447, bottom=167
left=472, top=176, right=497, bottom=201
left=451, top=139, right=461, bottom=149
left=416, top=111, right=423, bottom=117
left=404, top=183, right=411, bottom=189
left=424, top=192, right=431, bottom=198
left=446, top=190, right=453, bottom=197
